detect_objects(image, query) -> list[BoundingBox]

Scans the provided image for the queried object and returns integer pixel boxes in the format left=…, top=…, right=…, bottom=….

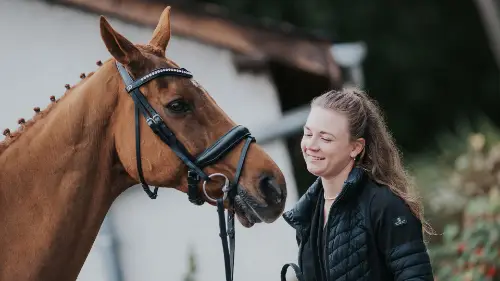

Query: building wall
left=0, top=0, right=300, bottom=281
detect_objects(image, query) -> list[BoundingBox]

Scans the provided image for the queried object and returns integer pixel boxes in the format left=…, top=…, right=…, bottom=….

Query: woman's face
left=301, top=106, right=364, bottom=179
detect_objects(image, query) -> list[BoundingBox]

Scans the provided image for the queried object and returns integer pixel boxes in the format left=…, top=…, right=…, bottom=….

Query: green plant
left=409, top=116, right=500, bottom=218
left=410, top=117, right=500, bottom=279
left=430, top=191, right=500, bottom=281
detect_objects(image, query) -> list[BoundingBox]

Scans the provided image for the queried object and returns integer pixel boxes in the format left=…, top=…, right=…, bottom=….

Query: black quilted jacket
left=281, top=167, right=434, bottom=281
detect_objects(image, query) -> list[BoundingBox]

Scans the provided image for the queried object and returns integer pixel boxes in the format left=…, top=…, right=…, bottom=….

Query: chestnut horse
left=0, top=7, right=287, bottom=281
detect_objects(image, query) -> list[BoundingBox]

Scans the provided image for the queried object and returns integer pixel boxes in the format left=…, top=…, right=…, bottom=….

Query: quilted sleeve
left=370, top=189, right=434, bottom=281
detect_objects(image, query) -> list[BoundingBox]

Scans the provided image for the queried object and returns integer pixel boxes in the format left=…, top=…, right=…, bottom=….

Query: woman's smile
left=305, top=153, right=326, bottom=161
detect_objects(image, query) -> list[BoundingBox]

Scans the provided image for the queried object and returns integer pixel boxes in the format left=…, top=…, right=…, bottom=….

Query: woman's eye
left=322, top=138, right=332, bottom=142
left=166, top=99, right=191, bottom=113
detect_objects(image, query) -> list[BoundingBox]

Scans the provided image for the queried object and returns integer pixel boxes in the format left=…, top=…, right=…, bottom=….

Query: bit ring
left=202, top=173, right=230, bottom=203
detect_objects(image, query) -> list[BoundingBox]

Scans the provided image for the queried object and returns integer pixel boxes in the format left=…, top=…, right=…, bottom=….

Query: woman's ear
left=351, top=138, right=365, bottom=159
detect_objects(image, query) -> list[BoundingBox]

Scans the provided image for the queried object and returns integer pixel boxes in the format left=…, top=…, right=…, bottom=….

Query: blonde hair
left=311, top=87, right=434, bottom=236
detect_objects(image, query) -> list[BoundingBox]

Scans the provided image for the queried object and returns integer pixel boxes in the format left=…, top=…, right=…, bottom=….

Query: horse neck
left=0, top=62, right=131, bottom=281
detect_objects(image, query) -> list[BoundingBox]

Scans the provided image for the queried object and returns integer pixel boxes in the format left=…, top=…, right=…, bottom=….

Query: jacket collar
left=282, top=167, right=366, bottom=233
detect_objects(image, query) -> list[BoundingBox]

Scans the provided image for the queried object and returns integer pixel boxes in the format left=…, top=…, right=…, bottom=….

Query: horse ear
left=149, top=6, right=171, bottom=53
left=99, top=16, right=143, bottom=65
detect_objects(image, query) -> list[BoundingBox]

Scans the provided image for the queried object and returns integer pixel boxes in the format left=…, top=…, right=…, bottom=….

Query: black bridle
left=115, top=61, right=255, bottom=281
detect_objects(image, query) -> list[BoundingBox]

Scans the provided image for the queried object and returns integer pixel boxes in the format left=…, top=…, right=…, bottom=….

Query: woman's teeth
left=309, top=155, right=325, bottom=160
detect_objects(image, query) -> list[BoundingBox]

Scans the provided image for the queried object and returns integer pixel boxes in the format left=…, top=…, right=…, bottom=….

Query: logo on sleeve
left=394, top=216, right=407, bottom=227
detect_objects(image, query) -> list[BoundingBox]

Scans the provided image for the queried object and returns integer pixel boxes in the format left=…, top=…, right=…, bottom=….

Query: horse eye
left=166, top=99, right=191, bottom=114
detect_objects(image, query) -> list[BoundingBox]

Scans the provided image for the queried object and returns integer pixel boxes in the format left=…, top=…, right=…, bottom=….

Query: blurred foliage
left=430, top=192, right=500, bottom=281
left=188, top=0, right=500, bottom=155
left=408, top=115, right=500, bottom=218
left=404, top=116, right=500, bottom=279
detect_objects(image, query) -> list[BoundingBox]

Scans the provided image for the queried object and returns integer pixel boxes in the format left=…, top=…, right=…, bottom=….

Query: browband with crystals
left=125, top=67, right=193, bottom=92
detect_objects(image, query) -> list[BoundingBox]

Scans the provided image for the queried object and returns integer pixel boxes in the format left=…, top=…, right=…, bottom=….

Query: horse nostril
left=258, top=174, right=283, bottom=204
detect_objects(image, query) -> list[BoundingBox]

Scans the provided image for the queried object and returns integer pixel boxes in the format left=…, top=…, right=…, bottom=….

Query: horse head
left=100, top=7, right=287, bottom=227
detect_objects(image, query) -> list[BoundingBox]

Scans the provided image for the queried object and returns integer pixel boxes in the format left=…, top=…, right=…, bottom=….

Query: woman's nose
left=306, top=145, right=319, bottom=152
left=304, top=139, right=320, bottom=151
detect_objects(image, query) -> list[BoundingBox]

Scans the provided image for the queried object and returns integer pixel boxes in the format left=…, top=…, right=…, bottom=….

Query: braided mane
left=0, top=62, right=104, bottom=156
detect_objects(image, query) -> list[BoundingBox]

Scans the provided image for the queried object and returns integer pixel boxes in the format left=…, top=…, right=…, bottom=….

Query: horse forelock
left=139, top=44, right=166, bottom=58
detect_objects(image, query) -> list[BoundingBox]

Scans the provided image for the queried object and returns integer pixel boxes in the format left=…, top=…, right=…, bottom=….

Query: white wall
left=0, top=1, right=300, bottom=281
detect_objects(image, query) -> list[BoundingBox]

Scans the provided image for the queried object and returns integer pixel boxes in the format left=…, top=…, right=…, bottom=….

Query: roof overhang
left=47, top=0, right=342, bottom=86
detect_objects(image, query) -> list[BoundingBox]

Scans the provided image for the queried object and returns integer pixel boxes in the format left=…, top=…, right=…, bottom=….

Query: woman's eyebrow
left=304, top=126, right=335, bottom=137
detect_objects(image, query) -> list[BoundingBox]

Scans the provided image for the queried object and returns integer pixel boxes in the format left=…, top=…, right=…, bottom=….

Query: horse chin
left=234, top=211, right=255, bottom=228
left=234, top=195, right=264, bottom=228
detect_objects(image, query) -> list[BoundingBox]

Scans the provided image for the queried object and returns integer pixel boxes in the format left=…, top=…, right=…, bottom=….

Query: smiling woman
left=281, top=87, right=434, bottom=281
left=301, top=107, right=365, bottom=182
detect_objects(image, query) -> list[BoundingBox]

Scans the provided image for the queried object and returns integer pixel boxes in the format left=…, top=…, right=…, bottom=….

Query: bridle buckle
left=146, top=114, right=162, bottom=126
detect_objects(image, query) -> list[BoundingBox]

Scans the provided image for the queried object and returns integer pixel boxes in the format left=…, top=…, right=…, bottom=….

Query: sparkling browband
left=125, top=67, right=193, bottom=92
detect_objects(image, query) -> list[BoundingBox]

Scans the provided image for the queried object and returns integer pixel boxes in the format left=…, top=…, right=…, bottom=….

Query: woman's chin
left=306, top=165, right=325, bottom=177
